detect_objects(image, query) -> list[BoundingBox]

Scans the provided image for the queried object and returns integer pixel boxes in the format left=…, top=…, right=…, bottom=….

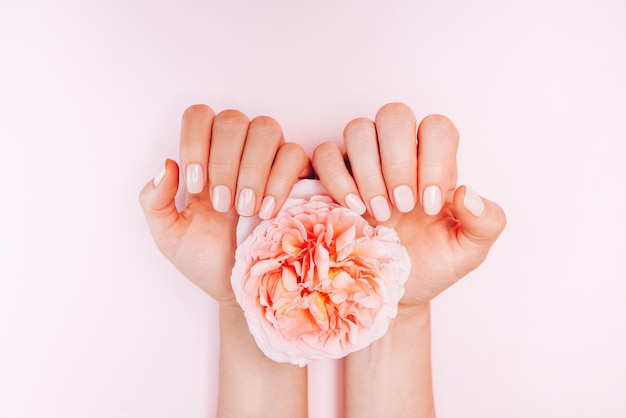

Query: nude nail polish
left=370, top=196, right=391, bottom=222
left=393, top=185, right=415, bottom=213
left=345, top=193, right=366, bottom=214
left=153, top=162, right=166, bottom=187
left=212, top=185, right=231, bottom=213
left=186, top=164, right=203, bottom=194
left=237, top=188, right=256, bottom=217
left=259, top=196, right=276, bottom=219
left=423, top=185, right=442, bottom=216
left=463, top=187, right=485, bottom=217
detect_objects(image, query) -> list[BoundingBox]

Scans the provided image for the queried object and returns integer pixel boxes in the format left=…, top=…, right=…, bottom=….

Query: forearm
left=217, top=304, right=308, bottom=418
left=344, top=303, right=435, bottom=418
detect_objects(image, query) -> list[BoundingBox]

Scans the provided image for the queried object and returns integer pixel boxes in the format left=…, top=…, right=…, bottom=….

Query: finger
left=179, top=104, right=215, bottom=196
left=138, top=159, right=183, bottom=260
left=375, top=103, right=418, bottom=213
left=207, top=109, right=250, bottom=213
left=344, top=118, right=391, bottom=222
left=312, top=142, right=366, bottom=214
left=235, top=116, right=283, bottom=217
left=416, top=114, right=459, bottom=216
left=259, top=142, right=310, bottom=219
left=452, top=186, right=506, bottom=268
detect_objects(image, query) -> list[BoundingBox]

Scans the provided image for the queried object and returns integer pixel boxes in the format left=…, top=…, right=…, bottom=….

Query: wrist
left=395, top=301, right=431, bottom=325
left=343, top=301, right=435, bottom=418
left=218, top=299, right=243, bottom=318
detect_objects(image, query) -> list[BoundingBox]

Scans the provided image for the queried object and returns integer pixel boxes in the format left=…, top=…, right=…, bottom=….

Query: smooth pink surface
left=1, top=1, right=626, bottom=417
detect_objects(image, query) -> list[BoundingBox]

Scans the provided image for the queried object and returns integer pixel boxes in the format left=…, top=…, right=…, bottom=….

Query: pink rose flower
left=231, top=180, right=410, bottom=366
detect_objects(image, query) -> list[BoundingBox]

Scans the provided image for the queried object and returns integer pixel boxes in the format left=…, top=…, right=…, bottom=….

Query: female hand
left=312, top=103, right=506, bottom=309
left=139, top=105, right=309, bottom=307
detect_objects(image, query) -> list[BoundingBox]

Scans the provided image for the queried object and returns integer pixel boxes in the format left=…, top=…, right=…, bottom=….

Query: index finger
left=179, top=104, right=215, bottom=196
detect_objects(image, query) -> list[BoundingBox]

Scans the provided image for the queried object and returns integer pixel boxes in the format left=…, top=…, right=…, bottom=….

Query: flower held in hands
left=231, top=194, right=410, bottom=366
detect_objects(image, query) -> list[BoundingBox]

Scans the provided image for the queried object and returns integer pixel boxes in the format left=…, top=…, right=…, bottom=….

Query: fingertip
left=152, top=161, right=167, bottom=188
left=259, top=143, right=312, bottom=219
left=454, top=186, right=506, bottom=245
left=422, top=185, right=443, bottom=216
left=282, top=142, right=309, bottom=174
left=258, top=195, right=276, bottom=220
left=462, top=186, right=485, bottom=217
left=345, top=193, right=367, bottom=215
left=375, top=102, right=416, bottom=122
left=312, top=141, right=373, bottom=216
left=140, top=159, right=180, bottom=212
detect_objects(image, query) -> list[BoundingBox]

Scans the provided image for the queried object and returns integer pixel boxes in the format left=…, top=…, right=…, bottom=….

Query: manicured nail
left=259, top=196, right=276, bottom=220
left=153, top=162, right=166, bottom=187
left=393, top=185, right=415, bottom=213
left=186, top=163, right=203, bottom=194
left=237, top=188, right=256, bottom=217
left=370, top=196, right=391, bottom=222
left=345, top=193, right=366, bottom=215
left=463, top=187, right=484, bottom=217
left=423, top=185, right=442, bottom=216
left=212, top=185, right=231, bottom=213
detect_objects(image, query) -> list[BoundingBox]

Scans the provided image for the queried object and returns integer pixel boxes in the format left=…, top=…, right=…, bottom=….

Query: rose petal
left=231, top=180, right=411, bottom=366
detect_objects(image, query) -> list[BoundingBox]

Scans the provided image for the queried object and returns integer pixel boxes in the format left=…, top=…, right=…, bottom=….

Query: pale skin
left=139, top=103, right=506, bottom=417
left=312, top=103, right=506, bottom=417
left=139, top=105, right=310, bottom=417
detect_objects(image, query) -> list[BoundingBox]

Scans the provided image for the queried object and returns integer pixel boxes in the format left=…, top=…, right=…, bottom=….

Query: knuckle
left=214, top=109, right=249, bottom=129
left=182, top=104, right=214, bottom=122
left=384, top=158, right=415, bottom=174
left=356, top=169, right=384, bottom=186
left=420, top=114, right=459, bottom=138
left=249, top=116, right=283, bottom=139
left=419, top=161, right=446, bottom=177
left=279, top=142, right=307, bottom=161
left=312, top=141, right=340, bottom=162
left=494, top=206, right=507, bottom=233
left=344, top=118, right=375, bottom=142
left=376, top=102, right=414, bottom=120
left=209, top=159, right=238, bottom=178
left=138, top=188, right=149, bottom=210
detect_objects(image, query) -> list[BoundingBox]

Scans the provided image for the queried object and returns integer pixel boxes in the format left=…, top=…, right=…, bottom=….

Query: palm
left=374, top=202, right=477, bottom=307
left=164, top=196, right=240, bottom=305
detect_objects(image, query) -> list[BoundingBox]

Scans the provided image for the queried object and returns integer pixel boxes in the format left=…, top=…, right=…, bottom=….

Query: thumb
left=452, top=185, right=506, bottom=254
left=138, top=159, right=183, bottom=254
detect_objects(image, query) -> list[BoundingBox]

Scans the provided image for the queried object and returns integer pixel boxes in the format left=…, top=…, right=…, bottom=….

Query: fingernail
left=463, top=187, right=484, bottom=217
left=186, top=164, right=203, bottom=194
left=370, top=196, right=391, bottom=222
left=345, top=193, right=366, bottom=215
left=423, top=185, right=442, bottom=216
left=259, top=196, right=276, bottom=220
left=153, top=162, right=166, bottom=187
left=212, top=185, right=231, bottom=213
left=237, top=188, right=256, bottom=217
left=393, top=185, right=415, bottom=213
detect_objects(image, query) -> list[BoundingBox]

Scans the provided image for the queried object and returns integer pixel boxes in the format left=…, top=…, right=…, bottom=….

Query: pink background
left=1, top=0, right=625, bottom=417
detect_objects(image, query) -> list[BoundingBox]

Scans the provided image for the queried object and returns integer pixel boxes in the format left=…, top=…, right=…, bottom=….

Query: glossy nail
left=237, top=188, right=256, bottom=217
left=393, top=185, right=415, bottom=213
left=186, top=163, right=203, bottom=194
left=370, top=196, right=391, bottom=222
left=212, top=185, right=231, bottom=212
left=153, top=162, right=166, bottom=187
left=345, top=193, right=366, bottom=215
left=463, top=187, right=484, bottom=217
left=423, top=185, right=442, bottom=216
left=259, top=196, right=276, bottom=219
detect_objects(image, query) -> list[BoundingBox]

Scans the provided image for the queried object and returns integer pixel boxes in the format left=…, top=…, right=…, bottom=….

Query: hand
left=139, top=105, right=309, bottom=307
left=312, top=103, right=506, bottom=309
